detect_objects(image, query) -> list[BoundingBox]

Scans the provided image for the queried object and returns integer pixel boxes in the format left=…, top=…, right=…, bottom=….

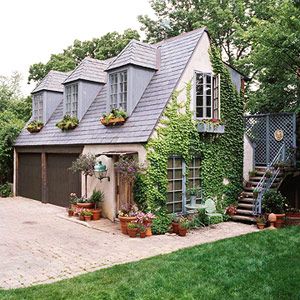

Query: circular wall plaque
left=274, top=129, right=284, bottom=141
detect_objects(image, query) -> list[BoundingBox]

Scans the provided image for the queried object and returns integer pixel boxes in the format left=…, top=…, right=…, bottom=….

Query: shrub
left=209, top=215, right=223, bottom=224
left=0, top=182, right=12, bottom=197
left=133, top=173, right=148, bottom=211
left=262, top=190, right=288, bottom=214
left=151, top=210, right=171, bottom=235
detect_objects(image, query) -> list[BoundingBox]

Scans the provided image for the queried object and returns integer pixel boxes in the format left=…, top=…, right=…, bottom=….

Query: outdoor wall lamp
left=94, top=161, right=110, bottom=181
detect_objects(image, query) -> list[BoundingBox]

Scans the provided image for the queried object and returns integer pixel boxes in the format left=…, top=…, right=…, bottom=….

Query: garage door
left=18, top=153, right=42, bottom=201
left=47, top=154, right=81, bottom=207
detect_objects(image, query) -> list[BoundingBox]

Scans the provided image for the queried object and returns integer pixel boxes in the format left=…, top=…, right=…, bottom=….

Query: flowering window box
left=197, top=123, right=225, bottom=134
left=100, top=116, right=126, bottom=126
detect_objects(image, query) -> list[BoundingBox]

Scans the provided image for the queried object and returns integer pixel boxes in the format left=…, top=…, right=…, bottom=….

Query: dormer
left=105, top=40, right=159, bottom=116
left=63, top=57, right=108, bottom=121
left=31, top=71, right=69, bottom=123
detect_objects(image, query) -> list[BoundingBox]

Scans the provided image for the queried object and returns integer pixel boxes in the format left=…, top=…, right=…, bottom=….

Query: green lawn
left=1, top=226, right=300, bottom=300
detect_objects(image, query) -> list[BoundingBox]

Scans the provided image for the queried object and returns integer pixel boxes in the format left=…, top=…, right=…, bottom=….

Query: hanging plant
left=100, top=108, right=128, bottom=126
left=56, top=115, right=79, bottom=131
left=114, top=156, right=145, bottom=182
left=27, top=120, right=44, bottom=133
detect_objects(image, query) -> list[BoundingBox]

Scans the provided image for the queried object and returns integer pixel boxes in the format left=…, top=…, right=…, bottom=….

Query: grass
left=1, top=226, right=300, bottom=300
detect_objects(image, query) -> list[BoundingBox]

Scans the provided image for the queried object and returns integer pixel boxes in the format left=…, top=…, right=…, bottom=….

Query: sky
left=0, top=0, right=154, bottom=96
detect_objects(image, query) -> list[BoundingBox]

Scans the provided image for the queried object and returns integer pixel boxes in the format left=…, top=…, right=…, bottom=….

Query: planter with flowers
left=56, top=115, right=79, bottom=131
left=27, top=120, right=44, bottom=133
left=197, top=119, right=225, bottom=134
left=127, top=222, right=139, bottom=238
left=139, top=224, right=147, bottom=238
left=226, top=204, right=237, bottom=216
left=255, top=214, right=266, bottom=230
left=100, top=108, right=128, bottom=126
left=83, top=210, right=93, bottom=221
left=178, top=217, right=190, bottom=237
left=171, top=214, right=181, bottom=234
left=118, top=204, right=139, bottom=234
left=135, top=211, right=156, bottom=237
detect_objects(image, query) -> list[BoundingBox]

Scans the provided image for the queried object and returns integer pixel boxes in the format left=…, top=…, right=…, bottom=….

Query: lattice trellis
left=245, top=113, right=296, bottom=166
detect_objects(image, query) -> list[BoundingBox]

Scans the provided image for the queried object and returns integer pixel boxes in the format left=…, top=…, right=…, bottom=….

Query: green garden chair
left=204, top=199, right=223, bottom=224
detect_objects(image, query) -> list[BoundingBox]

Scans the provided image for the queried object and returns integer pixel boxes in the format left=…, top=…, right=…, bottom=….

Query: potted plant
left=178, top=217, right=190, bottom=237
left=262, top=190, right=288, bottom=228
left=197, top=118, right=225, bottom=134
left=253, top=188, right=260, bottom=199
left=79, top=209, right=85, bottom=221
left=139, top=224, right=147, bottom=238
left=27, top=120, right=44, bottom=133
left=76, top=197, right=94, bottom=209
left=127, top=222, right=139, bottom=238
left=83, top=210, right=93, bottom=221
left=171, top=214, right=180, bottom=234
left=118, top=204, right=139, bottom=234
left=90, top=189, right=104, bottom=220
left=100, top=108, right=128, bottom=126
left=67, top=207, right=74, bottom=217
left=56, top=115, right=79, bottom=131
left=226, top=204, right=237, bottom=216
left=135, top=211, right=156, bottom=236
left=255, top=215, right=266, bottom=230
left=187, top=187, right=201, bottom=206
left=69, top=193, right=78, bottom=210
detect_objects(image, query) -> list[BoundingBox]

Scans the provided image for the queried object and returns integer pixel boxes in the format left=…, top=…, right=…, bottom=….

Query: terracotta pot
left=77, top=203, right=94, bottom=209
left=79, top=215, right=85, bottom=221
left=127, top=228, right=138, bottom=238
left=286, top=212, right=300, bottom=218
left=178, top=227, right=187, bottom=237
left=119, top=216, right=137, bottom=235
left=145, top=227, right=152, bottom=237
left=274, top=214, right=286, bottom=228
left=257, top=223, right=265, bottom=230
left=84, top=215, right=92, bottom=221
left=68, top=210, right=74, bottom=217
left=92, top=209, right=101, bottom=221
left=140, top=231, right=146, bottom=238
left=172, top=222, right=179, bottom=234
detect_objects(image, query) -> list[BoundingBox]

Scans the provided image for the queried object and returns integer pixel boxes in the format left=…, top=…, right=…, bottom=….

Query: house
left=14, top=28, right=246, bottom=221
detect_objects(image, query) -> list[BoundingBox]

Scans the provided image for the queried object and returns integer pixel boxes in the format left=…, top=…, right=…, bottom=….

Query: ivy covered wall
left=142, top=47, right=244, bottom=211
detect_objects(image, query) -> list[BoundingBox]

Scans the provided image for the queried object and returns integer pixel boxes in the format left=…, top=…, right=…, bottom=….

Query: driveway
left=0, top=197, right=258, bottom=289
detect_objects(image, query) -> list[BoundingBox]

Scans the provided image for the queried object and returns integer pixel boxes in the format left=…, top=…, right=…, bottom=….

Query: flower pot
left=172, top=222, right=179, bottom=234
left=77, top=202, right=94, bottom=209
left=274, top=213, right=285, bottom=228
left=286, top=212, right=300, bottom=218
left=178, top=227, right=187, bottom=237
left=27, top=126, right=43, bottom=133
left=257, top=223, right=265, bottom=230
left=145, top=227, right=152, bottom=237
left=100, top=117, right=126, bottom=126
left=79, top=215, right=85, bottom=221
left=84, top=215, right=92, bottom=222
left=68, top=210, right=74, bottom=217
left=127, top=228, right=138, bottom=238
left=140, top=231, right=146, bottom=238
left=92, top=209, right=101, bottom=221
left=119, top=216, right=137, bottom=235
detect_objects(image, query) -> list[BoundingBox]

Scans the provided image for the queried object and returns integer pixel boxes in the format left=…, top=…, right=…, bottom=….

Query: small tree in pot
left=90, top=189, right=104, bottom=220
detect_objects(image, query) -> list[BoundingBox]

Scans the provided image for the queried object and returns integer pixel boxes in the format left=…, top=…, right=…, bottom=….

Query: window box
left=100, top=108, right=127, bottom=127
left=27, top=120, right=44, bottom=133
left=100, top=116, right=126, bottom=126
left=197, top=123, right=225, bottom=134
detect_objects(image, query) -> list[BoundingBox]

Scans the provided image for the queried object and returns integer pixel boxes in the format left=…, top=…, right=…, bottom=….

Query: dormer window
left=109, top=70, right=127, bottom=111
left=195, top=72, right=220, bottom=119
left=65, top=83, right=78, bottom=116
left=33, top=93, right=43, bottom=121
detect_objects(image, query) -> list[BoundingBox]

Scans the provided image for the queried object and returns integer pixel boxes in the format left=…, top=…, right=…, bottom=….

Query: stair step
left=239, top=198, right=255, bottom=204
left=236, top=209, right=253, bottom=216
left=242, top=192, right=253, bottom=197
left=231, top=215, right=255, bottom=223
left=244, top=186, right=255, bottom=191
left=238, top=203, right=254, bottom=209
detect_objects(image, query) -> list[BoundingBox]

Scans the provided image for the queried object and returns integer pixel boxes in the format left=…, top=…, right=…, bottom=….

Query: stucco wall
left=243, top=135, right=254, bottom=181
left=82, top=144, right=147, bottom=221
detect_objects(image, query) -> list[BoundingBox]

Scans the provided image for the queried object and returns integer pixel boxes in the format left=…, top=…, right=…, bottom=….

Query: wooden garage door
left=18, top=153, right=42, bottom=201
left=47, top=154, right=81, bottom=207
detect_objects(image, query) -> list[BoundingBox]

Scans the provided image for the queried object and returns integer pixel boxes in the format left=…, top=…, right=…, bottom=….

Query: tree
left=0, top=73, right=31, bottom=185
left=28, top=29, right=140, bottom=83
left=247, top=0, right=300, bottom=112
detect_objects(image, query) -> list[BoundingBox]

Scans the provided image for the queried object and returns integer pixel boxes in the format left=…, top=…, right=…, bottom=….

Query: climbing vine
left=141, top=46, right=244, bottom=211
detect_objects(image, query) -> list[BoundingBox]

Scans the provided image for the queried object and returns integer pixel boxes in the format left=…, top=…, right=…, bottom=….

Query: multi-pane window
left=109, top=70, right=127, bottom=111
left=33, top=93, right=43, bottom=121
left=167, top=156, right=202, bottom=213
left=195, top=72, right=220, bottom=119
left=65, top=84, right=78, bottom=116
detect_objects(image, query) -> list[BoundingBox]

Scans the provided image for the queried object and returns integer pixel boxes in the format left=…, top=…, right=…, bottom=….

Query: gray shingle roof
left=32, top=71, right=70, bottom=94
left=15, top=28, right=205, bottom=146
left=106, top=40, right=158, bottom=71
left=64, top=57, right=110, bottom=84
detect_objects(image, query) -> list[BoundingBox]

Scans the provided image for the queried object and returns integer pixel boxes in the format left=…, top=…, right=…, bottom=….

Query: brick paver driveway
left=0, top=197, right=258, bottom=289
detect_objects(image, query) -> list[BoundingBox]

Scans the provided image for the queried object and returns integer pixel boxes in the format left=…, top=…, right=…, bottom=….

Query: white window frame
left=188, top=157, right=202, bottom=204
left=194, top=71, right=220, bottom=119
left=33, top=93, right=43, bottom=121
left=109, top=70, right=128, bottom=111
left=65, top=83, right=78, bottom=117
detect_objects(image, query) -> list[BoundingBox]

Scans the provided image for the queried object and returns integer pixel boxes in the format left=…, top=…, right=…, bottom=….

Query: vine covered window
left=195, top=72, right=220, bottom=119
left=65, top=83, right=78, bottom=117
left=109, top=70, right=127, bottom=111
left=188, top=157, right=202, bottom=204
left=33, top=93, right=43, bottom=121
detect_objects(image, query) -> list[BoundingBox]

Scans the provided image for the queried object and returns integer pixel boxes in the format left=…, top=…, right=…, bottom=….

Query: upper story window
left=195, top=72, right=220, bottom=119
left=109, top=70, right=127, bottom=111
left=65, top=83, right=78, bottom=116
left=33, top=93, right=43, bottom=121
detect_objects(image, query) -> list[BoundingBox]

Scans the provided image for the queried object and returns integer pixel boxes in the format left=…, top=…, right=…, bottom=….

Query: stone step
left=244, top=186, right=255, bottom=191
left=231, top=215, right=255, bottom=223
left=239, top=198, right=255, bottom=204
left=242, top=191, right=254, bottom=197
left=236, top=209, right=253, bottom=216
left=238, top=203, right=254, bottom=209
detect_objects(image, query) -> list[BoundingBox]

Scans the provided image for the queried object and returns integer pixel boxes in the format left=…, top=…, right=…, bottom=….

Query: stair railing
left=253, top=144, right=287, bottom=215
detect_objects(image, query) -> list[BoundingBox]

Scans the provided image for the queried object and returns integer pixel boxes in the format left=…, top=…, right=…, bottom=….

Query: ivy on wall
left=141, top=46, right=244, bottom=211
